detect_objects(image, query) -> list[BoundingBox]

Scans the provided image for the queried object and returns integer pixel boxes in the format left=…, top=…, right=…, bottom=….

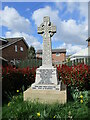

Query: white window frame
left=56, top=53, right=60, bottom=56
left=39, top=54, right=42, bottom=57
left=15, top=45, right=17, bottom=52
left=20, top=47, right=24, bottom=52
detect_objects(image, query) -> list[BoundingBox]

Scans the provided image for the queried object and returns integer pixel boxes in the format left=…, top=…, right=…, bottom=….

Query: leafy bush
left=2, top=65, right=36, bottom=102
left=71, top=88, right=88, bottom=104
left=57, top=63, right=90, bottom=91
left=16, top=58, right=42, bottom=68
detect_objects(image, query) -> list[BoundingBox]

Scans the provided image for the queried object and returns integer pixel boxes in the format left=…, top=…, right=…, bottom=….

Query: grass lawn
left=2, top=92, right=89, bottom=120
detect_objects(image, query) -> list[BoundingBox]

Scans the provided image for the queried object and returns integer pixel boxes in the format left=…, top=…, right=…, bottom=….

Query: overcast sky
left=0, top=2, right=89, bottom=55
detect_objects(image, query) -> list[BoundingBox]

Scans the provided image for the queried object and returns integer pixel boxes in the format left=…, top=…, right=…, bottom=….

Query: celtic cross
left=37, top=16, right=56, bottom=67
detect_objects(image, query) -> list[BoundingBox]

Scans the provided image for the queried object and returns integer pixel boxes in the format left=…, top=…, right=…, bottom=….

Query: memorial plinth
left=24, top=16, right=66, bottom=103
left=24, top=88, right=67, bottom=104
left=31, top=67, right=60, bottom=90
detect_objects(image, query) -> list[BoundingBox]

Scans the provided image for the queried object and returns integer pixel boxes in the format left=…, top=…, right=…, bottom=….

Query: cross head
left=37, top=16, right=56, bottom=38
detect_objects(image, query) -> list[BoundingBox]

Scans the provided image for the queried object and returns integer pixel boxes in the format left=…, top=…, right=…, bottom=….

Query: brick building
left=0, top=37, right=29, bottom=65
left=36, top=49, right=66, bottom=64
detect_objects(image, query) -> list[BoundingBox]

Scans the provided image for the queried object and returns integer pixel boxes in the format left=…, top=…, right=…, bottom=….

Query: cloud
left=66, top=2, right=79, bottom=13
left=57, top=43, right=86, bottom=55
left=1, top=4, right=88, bottom=55
left=5, top=31, right=42, bottom=50
left=32, top=5, right=88, bottom=46
left=32, top=6, right=59, bottom=26
left=26, top=8, right=30, bottom=11
left=0, top=6, right=31, bottom=33
left=79, top=2, right=88, bottom=22
left=55, top=19, right=88, bottom=45
left=0, top=6, right=42, bottom=50
left=56, top=2, right=88, bottom=22
left=56, top=2, right=79, bottom=13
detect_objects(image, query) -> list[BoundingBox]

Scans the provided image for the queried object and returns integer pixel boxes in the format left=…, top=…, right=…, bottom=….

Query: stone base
left=24, top=88, right=67, bottom=104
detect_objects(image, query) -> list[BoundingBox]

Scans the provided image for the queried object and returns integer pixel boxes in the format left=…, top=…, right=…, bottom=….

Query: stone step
left=24, top=88, right=67, bottom=104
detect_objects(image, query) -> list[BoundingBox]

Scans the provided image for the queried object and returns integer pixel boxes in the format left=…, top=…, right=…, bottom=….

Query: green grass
left=2, top=93, right=89, bottom=120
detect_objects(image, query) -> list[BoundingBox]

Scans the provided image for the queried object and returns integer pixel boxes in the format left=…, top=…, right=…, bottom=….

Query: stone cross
left=38, top=16, right=56, bottom=67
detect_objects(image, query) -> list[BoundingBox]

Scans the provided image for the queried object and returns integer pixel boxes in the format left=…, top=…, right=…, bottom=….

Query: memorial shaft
left=38, top=16, right=56, bottom=67
left=43, top=36, right=52, bottom=66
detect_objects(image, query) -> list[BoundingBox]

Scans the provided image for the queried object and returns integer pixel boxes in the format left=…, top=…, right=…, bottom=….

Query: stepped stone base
left=24, top=88, right=67, bottom=104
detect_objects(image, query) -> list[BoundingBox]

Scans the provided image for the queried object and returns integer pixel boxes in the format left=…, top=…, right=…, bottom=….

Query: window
left=56, top=53, right=60, bottom=56
left=15, top=45, right=17, bottom=52
left=39, top=53, right=42, bottom=57
left=20, top=47, right=23, bottom=52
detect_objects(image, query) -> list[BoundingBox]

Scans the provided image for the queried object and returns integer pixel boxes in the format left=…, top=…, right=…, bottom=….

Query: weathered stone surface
left=32, top=85, right=60, bottom=90
left=24, top=16, right=67, bottom=103
left=38, top=16, right=56, bottom=67
left=31, top=67, right=60, bottom=90
left=31, top=16, right=58, bottom=89
left=24, top=88, right=67, bottom=104
left=32, top=67, right=58, bottom=85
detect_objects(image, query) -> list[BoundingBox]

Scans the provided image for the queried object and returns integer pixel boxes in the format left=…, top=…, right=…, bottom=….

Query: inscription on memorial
left=32, top=85, right=59, bottom=90
left=39, top=69, right=53, bottom=84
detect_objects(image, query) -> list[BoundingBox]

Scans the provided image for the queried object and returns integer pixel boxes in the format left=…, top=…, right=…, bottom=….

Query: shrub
left=16, top=58, right=42, bottom=68
left=71, top=88, right=88, bottom=104
left=2, top=65, right=36, bottom=102
left=57, top=63, right=90, bottom=91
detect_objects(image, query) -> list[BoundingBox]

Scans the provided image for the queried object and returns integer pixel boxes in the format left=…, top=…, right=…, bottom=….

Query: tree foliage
left=28, top=46, right=36, bottom=59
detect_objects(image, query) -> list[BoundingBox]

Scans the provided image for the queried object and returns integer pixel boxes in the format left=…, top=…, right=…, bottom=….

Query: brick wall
left=52, top=53, right=66, bottom=63
left=36, top=52, right=66, bottom=63
left=88, top=41, right=90, bottom=47
left=2, top=40, right=28, bottom=61
left=36, top=54, right=42, bottom=58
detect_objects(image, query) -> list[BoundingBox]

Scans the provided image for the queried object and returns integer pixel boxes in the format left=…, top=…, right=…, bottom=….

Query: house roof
left=0, top=37, right=8, bottom=42
left=70, top=46, right=90, bottom=60
left=37, top=49, right=66, bottom=54
left=0, top=56, right=8, bottom=61
left=86, top=37, right=90, bottom=41
left=66, top=54, right=71, bottom=58
left=0, top=37, right=29, bottom=50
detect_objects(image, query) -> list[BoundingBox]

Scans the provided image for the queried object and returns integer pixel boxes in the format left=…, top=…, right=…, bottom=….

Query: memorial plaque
left=39, top=69, right=52, bottom=84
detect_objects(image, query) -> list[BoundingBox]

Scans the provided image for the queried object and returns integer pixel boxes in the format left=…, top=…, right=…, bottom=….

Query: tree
left=28, top=46, right=36, bottom=59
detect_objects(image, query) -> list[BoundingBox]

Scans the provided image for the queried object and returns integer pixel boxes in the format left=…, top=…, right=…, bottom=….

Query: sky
left=0, top=2, right=89, bottom=55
